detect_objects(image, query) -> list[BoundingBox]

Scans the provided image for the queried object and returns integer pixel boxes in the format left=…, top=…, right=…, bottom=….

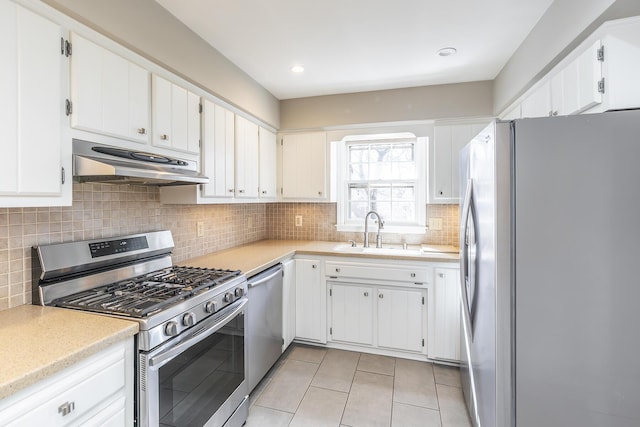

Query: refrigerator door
left=460, top=123, right=498, bottom=427
left=513, top=110, right=640, bottom=427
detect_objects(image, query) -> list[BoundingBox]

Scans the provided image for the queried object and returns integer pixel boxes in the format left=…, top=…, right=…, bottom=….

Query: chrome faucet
left=364, top=211, right=384, bottom=248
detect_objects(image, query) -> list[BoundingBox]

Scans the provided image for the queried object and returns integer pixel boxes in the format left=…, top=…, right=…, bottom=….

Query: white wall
left=279, top=81, right=493, bottom=131
left=42, top=0, right=280, bottom=128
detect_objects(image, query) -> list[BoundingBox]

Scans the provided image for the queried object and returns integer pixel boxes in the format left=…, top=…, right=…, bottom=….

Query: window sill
left=335, top=224, right=427, bottom=235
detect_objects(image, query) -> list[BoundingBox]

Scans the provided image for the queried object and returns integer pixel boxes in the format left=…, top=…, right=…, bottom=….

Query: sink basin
left=332, top=244, right=423, bottom=256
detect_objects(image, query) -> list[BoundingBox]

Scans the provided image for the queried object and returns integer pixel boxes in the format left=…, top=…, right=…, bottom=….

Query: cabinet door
left=281, top=133, right=327, bottom=199
left=521, top=80, right=551, bottom=118
left=235, top=115, right=259, bottom=198
left=431, top=267, right=461, bottom=361
left=71, top=33, right=149, bottom=144
left=0, top=2, right=66, bottom=201
left=576, top=40, right=602, bottom=112
left=329, top=284, right=374, bottom=345
left=151, top=74, right=173, bottom=149
left=431, top=125, right=452, bottom=201
left=295, top=259, right=325, bottom=343
left=377, top=288, right=424, bottom=353
left=282, top=259, right=296, bottom=351
left=201, top=100, right=235, bottom=198
left=259, top=127, right=277, bottom=199
left=450, top=125, right=475, bottom=200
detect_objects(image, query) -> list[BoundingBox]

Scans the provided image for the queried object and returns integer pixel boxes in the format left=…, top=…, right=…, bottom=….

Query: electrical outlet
left=428, top=217, right=443, bottom=231
left=295, top=215, right=303, bottom=227
left=196, top=221, right=205, bottom=237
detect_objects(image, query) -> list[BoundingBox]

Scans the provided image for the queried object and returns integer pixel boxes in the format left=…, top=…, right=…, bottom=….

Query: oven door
left=139, top=298, right=248, bottom=427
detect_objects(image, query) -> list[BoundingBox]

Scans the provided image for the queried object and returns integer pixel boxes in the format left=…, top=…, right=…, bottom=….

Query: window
left=336, top=133, right=427, bottom=233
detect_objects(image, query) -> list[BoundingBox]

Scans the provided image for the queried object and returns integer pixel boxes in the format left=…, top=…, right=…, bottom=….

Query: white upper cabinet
left=70, top=33, right=150, bottom=144
left=235, top=115, right=259, bottom=199
left=430, top=121, right=488, bottom=204
left=0, top=0, right=70, bottom=206
left=521, top=80, right=551, bottom=118
left=258, top=127, right=277, bottom=199
left=201, top=100, right=235, bottom=199
left=281, top=132, right=328, bottom=200
left=151, top=74, right=200, bottom=154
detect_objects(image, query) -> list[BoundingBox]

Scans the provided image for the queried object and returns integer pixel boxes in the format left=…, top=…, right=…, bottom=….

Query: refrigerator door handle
left=460, top=178, right=474, bottom=336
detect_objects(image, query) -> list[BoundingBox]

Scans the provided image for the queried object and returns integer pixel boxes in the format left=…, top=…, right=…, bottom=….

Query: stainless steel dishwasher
left=247, top=263, right=283, bottom=392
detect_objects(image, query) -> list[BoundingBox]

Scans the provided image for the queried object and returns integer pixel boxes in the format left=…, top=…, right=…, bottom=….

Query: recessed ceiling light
left=290, top=65, right=305, bottom=73
left=437, top=47, right=457, bottom=57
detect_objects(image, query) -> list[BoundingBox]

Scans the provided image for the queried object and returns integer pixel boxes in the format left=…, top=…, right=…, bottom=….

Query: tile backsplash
left=0, top=185, right=458, bottom=311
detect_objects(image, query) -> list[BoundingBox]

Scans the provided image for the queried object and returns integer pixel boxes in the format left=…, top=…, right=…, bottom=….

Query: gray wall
left=279, top=81, right=493, bottom=130
left=42, top=0, right=280, bottom=128
left=493, top=0, right=640, bottom=114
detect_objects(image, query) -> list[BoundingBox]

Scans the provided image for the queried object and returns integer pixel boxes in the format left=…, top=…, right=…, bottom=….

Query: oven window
left=158, top=313, right=245, bottom=427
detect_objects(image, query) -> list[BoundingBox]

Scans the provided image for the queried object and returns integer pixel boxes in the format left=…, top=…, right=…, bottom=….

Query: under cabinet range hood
left=72, top=139, right=208, bottom=186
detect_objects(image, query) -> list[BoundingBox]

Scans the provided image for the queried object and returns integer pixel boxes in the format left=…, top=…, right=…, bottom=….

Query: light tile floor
left=246, top=344, right=472, bottom=427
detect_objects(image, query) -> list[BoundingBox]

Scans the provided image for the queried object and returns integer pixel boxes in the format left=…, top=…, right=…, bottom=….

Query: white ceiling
left=155, top=0, right=554, bottom=100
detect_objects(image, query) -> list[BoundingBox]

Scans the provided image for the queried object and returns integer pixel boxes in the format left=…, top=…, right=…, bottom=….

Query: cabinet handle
left=239, top=189, right=245, bottom=193
left=364, top=292, right=369, bottom=297
left=228, top=189, right=234, bottom=193
left=335, top=268, right=340, bottom=273
left=160, top=134, right=169, bottom=140
left=410, top=272, right=416, bottom=278
left=312, top=264, right=317, bottom=269
left=439, top=273, right=444, bottom=278
left=262, top=190, right=267, bottom=194
left=439, top=191, right=443, bottom=195
left=318, top=191, right=322, bottom=196
left=138, top=128, right=147, bottom=135
left=58, top=401, right=75, bottom=417
left=553, top=110, right=559, bottom=116
left=379, top=294, right=384, bottom=299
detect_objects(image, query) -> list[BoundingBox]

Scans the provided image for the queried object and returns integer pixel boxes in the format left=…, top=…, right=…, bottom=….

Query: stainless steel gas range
left=32, top=231, right=249, bottom=427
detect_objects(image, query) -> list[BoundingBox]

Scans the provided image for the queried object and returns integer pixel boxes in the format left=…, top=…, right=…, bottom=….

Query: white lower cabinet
left=377, top=287, right=425, bottom=353
left=282, top=258, right=296, bottom=351
left=429, top=266, right=462, bottom=362
left=295, top=258, right=326, bottom=343
left=0, top=338, right=134, bottom=426
left=328, top=283, right=374, bottom=346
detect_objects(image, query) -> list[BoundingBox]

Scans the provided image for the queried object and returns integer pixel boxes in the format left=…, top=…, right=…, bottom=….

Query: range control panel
left=89, top=236, right=149, bottom=258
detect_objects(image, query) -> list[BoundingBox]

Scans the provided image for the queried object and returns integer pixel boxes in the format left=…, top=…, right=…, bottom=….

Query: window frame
left=335, top=133, right=427, bottom=234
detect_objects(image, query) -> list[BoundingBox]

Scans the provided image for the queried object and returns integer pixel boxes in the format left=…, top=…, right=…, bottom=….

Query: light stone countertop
left=0, top=305, right=138, bottom=400
left=184, top=240, right=459, bottom=277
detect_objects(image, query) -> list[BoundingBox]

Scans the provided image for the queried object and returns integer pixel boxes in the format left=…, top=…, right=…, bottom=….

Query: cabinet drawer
left=325, top=262, right=432, bottom=284
left=3, top=346, right=126, bottom=427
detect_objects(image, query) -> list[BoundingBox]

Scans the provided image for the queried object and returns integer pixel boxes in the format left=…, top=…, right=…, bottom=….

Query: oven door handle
left=149, top=298, right=247, bottom=369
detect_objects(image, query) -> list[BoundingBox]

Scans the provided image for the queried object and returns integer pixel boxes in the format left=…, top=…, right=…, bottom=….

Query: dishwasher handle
left=248, top=264, right=283, bottom=288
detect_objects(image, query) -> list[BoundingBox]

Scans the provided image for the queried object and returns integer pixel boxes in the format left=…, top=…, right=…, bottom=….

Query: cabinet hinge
left=60, top=37, right=64, bottom=55
left=199, top=103, right=203, bottom=114
left=65, top=99, right=73, bottom=116
left=280, top=138, right=283, bottom=146
left=330, top=327, right=333, bottom=335
left=598, top=78, right=605, bottom=94
left=422, top=338, right=425, bottom=347
left=61, top=167, right=65, bottom=184
left=280, top=187, right=283, bottom=195
left=597, top=45, right=605, bottom=62
left=329, top=289, right=332, bottom=297
left=64, top=39, right=72, bottom=57
left=422, top=296, right=425, bottom=305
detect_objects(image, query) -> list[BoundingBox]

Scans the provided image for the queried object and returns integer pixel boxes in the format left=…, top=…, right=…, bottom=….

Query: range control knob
left=164, top=321, right=179, bottom=337
left=204, top=300, right=217, bottom=313
left=234, top=287, right=244, bottom=298
left=182, top=312, right=196, bottom=327
left=224, top=292, right=235, bottom=303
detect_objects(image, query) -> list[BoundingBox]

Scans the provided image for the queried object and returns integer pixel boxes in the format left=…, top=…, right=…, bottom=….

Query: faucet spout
left=363, top=211, right=384, bottom=248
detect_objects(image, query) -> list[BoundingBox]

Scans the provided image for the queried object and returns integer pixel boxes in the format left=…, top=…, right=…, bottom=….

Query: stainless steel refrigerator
left=459, top=110, right=640, bottom=427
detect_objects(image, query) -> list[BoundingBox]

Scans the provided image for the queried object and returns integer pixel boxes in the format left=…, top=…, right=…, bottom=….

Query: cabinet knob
left=439, top=273, right=445, bottom=278
left=364, top=292, right=369, bottom=297
left=410, top=272, right=416, bottom=278
left=335, top=268, right=340, bottom=273
left=228, top=189, right=234, bottom=193
left=262, top=190, right=267, bottom=194
left=137, top=128, right=147, bottom=135
left=318, top=191, right=322, bottom=196
left=312, top=264, right=317, bottom=269
left=553, top=110, right=559, bottom=116
left=239, top=189, right=245, bottom=193
left=160, top=134, right=169, bottom=140
left=58, top=401, right=75, bottom=417
left=439, top=191, right=443, bottom=195
left=379, top=293, right=384, bottom=299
